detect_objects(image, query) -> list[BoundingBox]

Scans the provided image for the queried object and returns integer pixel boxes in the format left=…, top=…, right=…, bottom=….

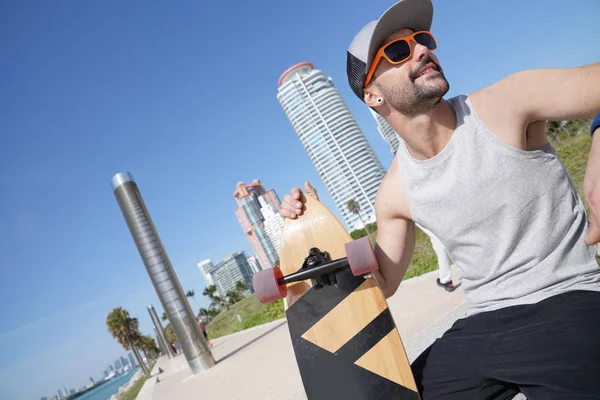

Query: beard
left=377, top=56, right=450, bottom=117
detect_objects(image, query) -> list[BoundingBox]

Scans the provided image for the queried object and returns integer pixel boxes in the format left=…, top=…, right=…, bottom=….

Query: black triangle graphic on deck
left=286, top=268, right=420, bottom=399
left=290, top=335, right=420, bottom=400
left=335, top=308, right=395, bottom=363
left=287, top=267, right=364, bottom=334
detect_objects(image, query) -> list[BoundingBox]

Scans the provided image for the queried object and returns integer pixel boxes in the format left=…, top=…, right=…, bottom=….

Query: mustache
left=409, top=57, right=442, bottom=81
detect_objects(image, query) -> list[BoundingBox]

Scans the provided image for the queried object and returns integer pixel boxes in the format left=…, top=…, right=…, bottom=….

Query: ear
left=363, top=83, right=382, bottom=108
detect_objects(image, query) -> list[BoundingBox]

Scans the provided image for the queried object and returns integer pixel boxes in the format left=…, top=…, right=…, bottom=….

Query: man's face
left=369, top=28, right=449, bottom=117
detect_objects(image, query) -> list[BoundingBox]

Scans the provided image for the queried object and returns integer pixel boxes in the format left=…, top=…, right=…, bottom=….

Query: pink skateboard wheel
left=345, top=236, right=379, bottom=276
left=252, top=266, right=287, bottom=304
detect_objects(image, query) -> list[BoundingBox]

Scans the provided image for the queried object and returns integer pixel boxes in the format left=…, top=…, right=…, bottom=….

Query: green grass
left=119, top=373, right=151, bottom=400
left=206, top=295, right=285, bottom=339
left=552, top=132, right=590, bottom=211
left=404, top=227, right=441, bottom=278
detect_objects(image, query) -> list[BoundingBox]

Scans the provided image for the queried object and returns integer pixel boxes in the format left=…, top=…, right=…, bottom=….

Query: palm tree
left=164, top=324, right=177, bottom=345
left=106, top=307, right=149, bottom=375
left=207, top=306, right=220, bottom=319
left=235, top=281, right=248, bottom=297
left=202, top=285, right=218, bottom=300
left=186, top=289, right=200, bottom=307
left=226, top=290, right=242, bottom=306
left=203, top=285, right=226, bottom=311
left=198, top=307, right=211, bottom=322
left=161, top=311, right=168, bottom=322
left=347, top=199, right=372, bottom=240
left=139, top=335, right=160, bottom=360
left=215, top=294, right=228, bottom=310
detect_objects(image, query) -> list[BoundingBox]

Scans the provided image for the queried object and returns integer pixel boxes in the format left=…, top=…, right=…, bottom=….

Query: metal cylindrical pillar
left=153, top=327, right=169, bottom=358
left=111, top=172, right=215, bottom=373
left=148, top=305, right=174, bottom=359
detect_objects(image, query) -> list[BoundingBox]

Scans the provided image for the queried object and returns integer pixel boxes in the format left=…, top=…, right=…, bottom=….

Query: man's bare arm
left=482, top=62, right=600, bottom=124
left=371, top=198, right=415, bottom=298
left=517, top=62, right=600, bottom=121
left=369, top=166, right=416, bottom=298
left=470, top=62, right=599, bottom=151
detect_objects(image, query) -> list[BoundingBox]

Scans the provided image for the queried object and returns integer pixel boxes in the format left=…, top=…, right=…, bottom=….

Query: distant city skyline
left=42, top=353, right=136, bottom=400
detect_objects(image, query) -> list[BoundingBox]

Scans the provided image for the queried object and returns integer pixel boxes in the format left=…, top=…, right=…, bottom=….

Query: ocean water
left=77, top=368, right=138, bottom=400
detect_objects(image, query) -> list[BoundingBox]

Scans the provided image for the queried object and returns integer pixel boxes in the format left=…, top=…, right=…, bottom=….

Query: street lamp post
left=111, top=172, right=215, bottom=373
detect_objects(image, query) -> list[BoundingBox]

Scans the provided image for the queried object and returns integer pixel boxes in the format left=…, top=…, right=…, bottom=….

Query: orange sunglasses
left=364, top=31, right=438, bottom=88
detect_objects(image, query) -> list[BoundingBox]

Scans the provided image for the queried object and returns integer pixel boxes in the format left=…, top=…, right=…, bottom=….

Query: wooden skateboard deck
left=278, top=194, right=420, bottom=400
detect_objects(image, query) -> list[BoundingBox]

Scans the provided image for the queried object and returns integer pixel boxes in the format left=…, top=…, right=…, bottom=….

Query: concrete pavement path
left=137, top=267, right=478, bottom=400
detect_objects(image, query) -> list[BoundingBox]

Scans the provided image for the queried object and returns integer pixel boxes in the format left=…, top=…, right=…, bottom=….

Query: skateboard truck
left=253, top=236, right=379, bottom=304
left=280, top=247, right=341, bottom=290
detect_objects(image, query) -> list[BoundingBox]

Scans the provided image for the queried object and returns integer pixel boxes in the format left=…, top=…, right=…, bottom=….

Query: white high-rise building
left=210, top=252, right=255, bottom=298
left=258, top=196, right=284, bottom=256
left=370, top=109, right=400, bottom=155
left=247, top=255, right=263, bottom=274
left=277, top=62, right=386, bottom=230
left=197, top=259, right=214, bottom=287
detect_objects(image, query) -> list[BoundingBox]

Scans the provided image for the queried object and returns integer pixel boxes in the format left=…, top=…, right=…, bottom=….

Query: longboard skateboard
left=252, top=194, right=420, bottom=400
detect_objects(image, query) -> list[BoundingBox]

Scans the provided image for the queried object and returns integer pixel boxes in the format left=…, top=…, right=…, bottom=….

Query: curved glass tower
left=277, top=62, right=385, bottom=230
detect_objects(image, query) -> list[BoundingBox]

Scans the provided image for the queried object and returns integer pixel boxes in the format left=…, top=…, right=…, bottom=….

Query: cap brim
left=367, top=0, right=433, bottom=71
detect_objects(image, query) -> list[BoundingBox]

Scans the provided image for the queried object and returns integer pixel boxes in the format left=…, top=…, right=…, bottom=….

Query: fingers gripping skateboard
left=345, top=236, right=379, bottom=276
left=253, top=266, right=287, bottom=304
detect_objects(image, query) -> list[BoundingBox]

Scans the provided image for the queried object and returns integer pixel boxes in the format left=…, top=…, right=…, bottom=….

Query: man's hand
left=280, top=181, right=319, bottom=219
left=584, top=121, right=600, bottom=246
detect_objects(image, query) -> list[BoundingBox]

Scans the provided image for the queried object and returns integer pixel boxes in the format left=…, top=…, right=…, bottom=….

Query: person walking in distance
left=197, top=316, right=212, bottom=348
left=280, top=0, right=600, bottom=398
left=418, top=225, right=455, bottom=292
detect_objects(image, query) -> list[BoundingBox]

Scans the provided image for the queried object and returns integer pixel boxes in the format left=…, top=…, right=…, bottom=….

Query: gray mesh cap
left=346, top=0, right=433, bottom=102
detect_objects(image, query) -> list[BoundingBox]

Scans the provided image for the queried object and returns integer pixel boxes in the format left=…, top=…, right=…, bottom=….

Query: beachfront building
left=277, top=62, right=386, bottom=231
left=196, top=259, right=215, bottom=287
left=234, top=180, right=282, bottom=269
left=247, top=255, right=262, bottom=274
left=207, top=251, right=254, bottom=299
left=259, top=196, right=284, bottom=256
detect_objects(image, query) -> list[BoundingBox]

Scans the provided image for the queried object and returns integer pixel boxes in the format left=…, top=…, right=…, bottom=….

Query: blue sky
left=0, top=0, right=598, bottom=398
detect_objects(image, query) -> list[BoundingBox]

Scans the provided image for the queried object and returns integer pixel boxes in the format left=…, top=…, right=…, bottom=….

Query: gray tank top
left=396, top=94, right=600, bottom=316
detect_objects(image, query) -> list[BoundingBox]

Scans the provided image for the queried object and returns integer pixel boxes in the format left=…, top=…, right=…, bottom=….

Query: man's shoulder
left=379, top=157, right=399, bottom=192
left=376, top=159, right=411, bottom=220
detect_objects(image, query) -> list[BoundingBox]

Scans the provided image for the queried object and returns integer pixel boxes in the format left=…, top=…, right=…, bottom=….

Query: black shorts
left=202, top=331, right=208, bottom=339
left=412, top=290, right=600, bottom=399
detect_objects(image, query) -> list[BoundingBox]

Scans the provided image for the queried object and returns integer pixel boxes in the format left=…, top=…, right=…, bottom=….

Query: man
left=279, top=0, right=600, bottom=398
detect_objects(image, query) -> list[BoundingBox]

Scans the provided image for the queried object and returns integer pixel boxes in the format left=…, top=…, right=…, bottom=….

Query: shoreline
left=110, top=367, right=145, bottom=400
